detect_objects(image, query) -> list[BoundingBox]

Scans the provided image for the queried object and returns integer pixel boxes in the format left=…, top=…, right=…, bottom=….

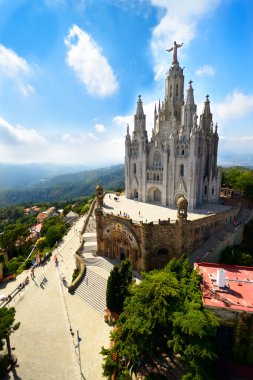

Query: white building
left=125, top=43, right=220, bottom=210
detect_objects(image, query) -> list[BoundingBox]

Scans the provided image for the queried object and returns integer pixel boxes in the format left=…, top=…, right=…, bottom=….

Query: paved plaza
left=1, top=214, right=111, bottom=380
left=103, top=193, right=231, bottom=223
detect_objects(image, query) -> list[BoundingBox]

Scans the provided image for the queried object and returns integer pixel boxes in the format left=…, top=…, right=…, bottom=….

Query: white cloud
left=215, top=91, right=253, bottom=120
left=150, top=0, right=221, bottom=79
left=65, top=25, right=118, bottom=97
left=196, top=64, right=215, bottom=77
left=0, top=117, right=46, bottom=145
left=0, top=44, right=34, bottom=95
left=61, top=131, right=98, bottom=143
left=95, top=123, right=106, bottom=133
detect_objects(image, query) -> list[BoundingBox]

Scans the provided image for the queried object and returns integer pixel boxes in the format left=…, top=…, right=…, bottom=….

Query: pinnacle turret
left=186, top=80, right=195, bottom=106
left=136, top=94, right=144, bottom=117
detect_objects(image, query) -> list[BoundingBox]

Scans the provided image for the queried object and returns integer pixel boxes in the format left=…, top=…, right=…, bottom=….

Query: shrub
left=7, top=257, right=23, bottom=273
left=72, top=268, right=80, bottom=282
left=81, top=204, right=90, bottom=215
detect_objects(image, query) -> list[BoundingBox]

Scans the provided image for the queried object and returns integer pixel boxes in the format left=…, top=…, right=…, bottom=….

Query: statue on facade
left=167, top=41, right=183, bottom=64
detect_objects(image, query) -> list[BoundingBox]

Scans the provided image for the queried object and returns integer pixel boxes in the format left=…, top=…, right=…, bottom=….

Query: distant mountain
left=0, top=163, right=89, bottom=190
left=0, top=164, right=125, bottom=206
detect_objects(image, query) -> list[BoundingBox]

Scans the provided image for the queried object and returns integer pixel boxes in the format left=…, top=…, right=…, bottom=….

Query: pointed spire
left=158, top=99, right=161, bottom=111
left=203, top=94, right=211, bottom=115
left=154, top=103, right=157, bottom=114
left=215, top=123, right=218, bottom=134
left=186, top=79, right=194, bottom=106
left=135, top=94, right=144, bottom=117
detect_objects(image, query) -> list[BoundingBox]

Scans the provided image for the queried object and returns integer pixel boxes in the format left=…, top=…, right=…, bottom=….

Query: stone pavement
left=1, top=214, right=111, bottom=380
left=103, top=193, right=231, bottom=223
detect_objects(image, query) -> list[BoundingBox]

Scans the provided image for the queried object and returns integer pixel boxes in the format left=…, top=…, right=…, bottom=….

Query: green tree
left=106, top=260, right=133, bottom=314
left=1, top=224, right=29, bottom=257
left=0, top=307, right=20, bottom=364
left=45, top=225, right=66, bottom=248
left=106, top=266, right=122, bottom=313
left=101, top=257, right=219, bottom=379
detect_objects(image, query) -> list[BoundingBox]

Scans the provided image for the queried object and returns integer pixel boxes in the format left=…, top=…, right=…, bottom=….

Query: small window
left=180, top=164, right=184, bottom=177
left=204, top=186, right=207, bottom=194
left=212, top=187, right=214, bottom=195
left=182, top=149, right=184, bottom=156
left=133, top=163, right=136, bottom=174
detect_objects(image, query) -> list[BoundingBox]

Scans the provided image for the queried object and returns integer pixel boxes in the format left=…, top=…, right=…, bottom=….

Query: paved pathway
left=1, top=214, right=111, bottom=380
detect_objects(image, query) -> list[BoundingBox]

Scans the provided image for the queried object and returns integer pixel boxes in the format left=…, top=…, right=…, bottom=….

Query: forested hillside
left=0, top=163, right=87, bottom=189
left=0, top=164, right=124, bottom=206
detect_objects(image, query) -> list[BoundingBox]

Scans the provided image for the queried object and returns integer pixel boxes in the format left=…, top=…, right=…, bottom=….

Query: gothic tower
left=125, top=43, right=220, bottom=210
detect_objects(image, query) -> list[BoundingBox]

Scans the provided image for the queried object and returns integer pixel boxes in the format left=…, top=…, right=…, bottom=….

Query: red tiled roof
left=195, top=262, right=253, bottom=313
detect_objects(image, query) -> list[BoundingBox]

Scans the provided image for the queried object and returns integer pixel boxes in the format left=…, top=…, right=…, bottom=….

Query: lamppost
left=74, top=329, right=84, bottom=379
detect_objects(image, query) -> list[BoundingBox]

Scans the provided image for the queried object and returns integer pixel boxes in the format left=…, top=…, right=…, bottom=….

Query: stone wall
left=95, top=206, right=240, bottom=271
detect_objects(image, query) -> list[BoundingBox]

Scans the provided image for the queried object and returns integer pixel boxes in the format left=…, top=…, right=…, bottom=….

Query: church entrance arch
left=148, top=186, right=162, bottom=204
left=104, top=221, right=140, bottom=269
left=120, top=249, right=126, bottom=261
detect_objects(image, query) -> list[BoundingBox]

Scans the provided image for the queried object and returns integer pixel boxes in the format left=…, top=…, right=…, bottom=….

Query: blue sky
left=0, top=0, right=253, bottom=167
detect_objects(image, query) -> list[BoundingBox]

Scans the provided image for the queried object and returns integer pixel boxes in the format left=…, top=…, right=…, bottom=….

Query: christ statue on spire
left=167, top=41, right=183, bottom=64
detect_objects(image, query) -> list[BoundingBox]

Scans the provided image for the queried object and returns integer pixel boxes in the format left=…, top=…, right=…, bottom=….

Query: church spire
left=200, top=95, right=213, bottom=132
left=136, top=94, right=144, bottom=117
left=134, top=94, right=146, bottom=135
left=186, top=80, right=195, bottom=106
left=183, top=80, right=196, bottom=129
left=203, top=95, right=211, bottom=115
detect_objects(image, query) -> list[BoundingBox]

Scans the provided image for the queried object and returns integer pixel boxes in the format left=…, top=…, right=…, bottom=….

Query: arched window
left=133, top=163, right=136, bottom=174
left=170, top=84, right=172, bottom=98
left=147, top=173, right=149, bottom=180
left=157, top=174, right=159, bottom=181
left=204, top=185, right=208, bottom=194
left=181, top=149, right=184, bottom=156
left=180, top=164, right=184, bottom=177
left=176, top=84, right=179, bottom=98
left=153, top=151, right=161, bottom=167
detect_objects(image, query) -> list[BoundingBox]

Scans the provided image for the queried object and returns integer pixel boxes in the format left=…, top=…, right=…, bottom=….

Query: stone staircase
left=75, top=267, right=108, bottom=316
left=84, top=257, right=115, bottom=273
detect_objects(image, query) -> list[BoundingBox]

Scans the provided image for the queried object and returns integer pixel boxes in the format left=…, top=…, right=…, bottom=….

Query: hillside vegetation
left=0, top=164, right=124, bottom=206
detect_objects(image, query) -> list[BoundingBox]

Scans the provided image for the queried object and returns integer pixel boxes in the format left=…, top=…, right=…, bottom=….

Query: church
left=95, top=44, right=238, bottom=271
left=125, top=41, right=220, bottom=210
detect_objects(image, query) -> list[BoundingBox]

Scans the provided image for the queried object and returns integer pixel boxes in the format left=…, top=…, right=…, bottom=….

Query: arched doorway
left=148, top=187, right=162, bottom=204
left=104, top=222, right=140, bottom=269
left=120, top=248, right=126, bottom=261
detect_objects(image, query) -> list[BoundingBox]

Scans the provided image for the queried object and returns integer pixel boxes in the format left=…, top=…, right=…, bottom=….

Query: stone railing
left=80, top=198, right=96, bottom=235
left=68, top=198, right=97, bottom=293
left=68, top=252, right=86, bottom=294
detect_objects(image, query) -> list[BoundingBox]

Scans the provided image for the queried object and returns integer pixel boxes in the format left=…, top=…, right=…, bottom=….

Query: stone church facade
left=125, top=43, right=220, bottom=210
left=94, top=45, right=238, bottom=272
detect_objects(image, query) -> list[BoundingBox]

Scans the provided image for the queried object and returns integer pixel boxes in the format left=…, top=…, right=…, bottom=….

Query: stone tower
left=125, top=43, right=220, bottom=210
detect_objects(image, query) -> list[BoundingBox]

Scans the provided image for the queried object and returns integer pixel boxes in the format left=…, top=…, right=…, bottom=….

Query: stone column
left=95, top=208, right=104, bottom=255
left=139, top=223, right=151, bottom=271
